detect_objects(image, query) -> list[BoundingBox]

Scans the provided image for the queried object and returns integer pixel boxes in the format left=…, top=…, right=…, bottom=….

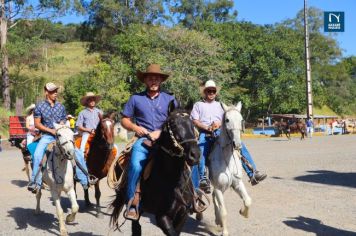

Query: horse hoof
left=85, top=201, right=93, bottom=208
left=66, top=213, right=76, bottom=223
left=239, top=208, right=249, bottom=218
left=60, top=229, right=68, bottom=236
left=196, top=212, right=203, bottom=221
left=96, top=212, right=104, bottom=219
left=35, top=209, right=41, bottom=215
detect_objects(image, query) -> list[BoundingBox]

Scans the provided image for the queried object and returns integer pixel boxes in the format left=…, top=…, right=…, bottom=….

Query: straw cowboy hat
left=67, top=114, right=74, bottom=119
left=200, top=80, right=220, bottom=97
left=80, top=92, right=102, bottom=106
left=137, top=64, right=169, bottom=83
left=25, top=104, right=36, bottom=114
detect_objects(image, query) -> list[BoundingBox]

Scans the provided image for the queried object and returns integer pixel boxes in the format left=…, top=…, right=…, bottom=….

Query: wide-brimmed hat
left=200, top=80, right=220, bottom=97
left=137, top=64, right=169, bottom=83
left=25, top=104, right=36, bottom=114
left=80, top=92, right=102, bottom=106
left=44, top=82, right=59, bottom=92
left=67, top=114, right=74, bottom=119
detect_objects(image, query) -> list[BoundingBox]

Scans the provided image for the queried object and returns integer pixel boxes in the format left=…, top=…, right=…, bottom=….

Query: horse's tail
left=110, top=186, right=126, bottom=231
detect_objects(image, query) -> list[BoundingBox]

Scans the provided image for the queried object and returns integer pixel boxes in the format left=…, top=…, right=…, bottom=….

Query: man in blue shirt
left=27, top=82, right=67, bottom=192
left=121, top=64, right=177, bottom=220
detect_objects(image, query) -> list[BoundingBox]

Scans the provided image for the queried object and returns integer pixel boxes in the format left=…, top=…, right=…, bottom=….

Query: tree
left=63, top=60, right=131, bottom=115
left=107, top=24, right=232, bottom=106
left=169, top=0, right=237, bottom=28
left=1, top=0, right=85, bottom=109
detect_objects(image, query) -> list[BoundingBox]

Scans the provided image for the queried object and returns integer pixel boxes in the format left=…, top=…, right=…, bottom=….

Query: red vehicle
left=8, top=116, right=31, bottom=160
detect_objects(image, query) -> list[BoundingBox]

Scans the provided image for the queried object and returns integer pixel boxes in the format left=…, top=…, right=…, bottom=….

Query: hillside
left=16, top=41, right=99, bottom=87
left=0, top=42, right=99, bottom=138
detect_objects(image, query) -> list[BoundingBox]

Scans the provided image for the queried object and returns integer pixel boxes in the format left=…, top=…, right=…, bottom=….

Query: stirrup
left=192, top=188, right=210, bottom=213
left=123, top=200, right=140, bottom=221
left=88, top=174, right=99, bottom=185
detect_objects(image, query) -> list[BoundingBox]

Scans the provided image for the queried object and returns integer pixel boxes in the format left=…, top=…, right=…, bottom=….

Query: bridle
left=160, top=113, right=197, bottom=158
left=55, top=126, right=75, bottom=160
left=222, top=108, right=244, bottom=150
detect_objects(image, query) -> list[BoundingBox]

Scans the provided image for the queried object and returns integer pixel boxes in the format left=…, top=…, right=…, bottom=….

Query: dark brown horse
left=110, top=102, right=201, bottom=236
left=77, top=112, right=118, bottom=217
left=275, top=119, right=306, bottom=140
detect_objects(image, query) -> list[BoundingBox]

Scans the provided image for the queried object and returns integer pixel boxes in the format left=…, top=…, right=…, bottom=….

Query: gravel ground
left=0, top=135, right=355, bottom=236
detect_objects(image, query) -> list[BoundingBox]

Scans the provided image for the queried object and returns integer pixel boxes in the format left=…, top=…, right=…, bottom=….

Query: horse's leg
left=65, top=188, right=79, bottom=223
left=231, top=179, right=252, bottom=218
left=132, top=220, right=142, bottom=236
left=52, top=191, right=67, bottom=236
left=172, top=206, right=189, bottom=233
left=213, top=189, right=229, bottom=236
left=156, top=215, right=177, bottom=236
left=211, top=190, right=221, bottom=227
left=84, top=187, right=91, bottom=207
left=25, top=160, right=31, bottom=181
left=94, top=181, right=103, bottom=218
left=35, top=189, right=42, bottom=215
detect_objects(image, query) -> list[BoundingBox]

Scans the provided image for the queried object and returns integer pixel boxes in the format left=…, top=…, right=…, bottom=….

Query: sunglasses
left=206, top=89, right=217, bottom=94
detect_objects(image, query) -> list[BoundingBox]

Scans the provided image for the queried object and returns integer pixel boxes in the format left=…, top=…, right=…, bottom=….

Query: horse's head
left=160, top=101, right=200, bottom=166
left=99, top=116, right=115, bottom=150
left=222, top=101, right=244, bottom=150
left=53, top=123, right=75, bottom=159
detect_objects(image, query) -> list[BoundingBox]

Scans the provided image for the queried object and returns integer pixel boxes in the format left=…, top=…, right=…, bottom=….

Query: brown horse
left=275, top=119, right=306, bottom=140
left=77, top=112, right=118, bottom=217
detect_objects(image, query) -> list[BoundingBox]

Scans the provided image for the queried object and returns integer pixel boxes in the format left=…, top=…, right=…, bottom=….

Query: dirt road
left=0, top=135, right=355, bottom=235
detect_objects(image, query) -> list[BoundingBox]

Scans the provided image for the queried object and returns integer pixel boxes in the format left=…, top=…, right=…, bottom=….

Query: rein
left=160, top=116, right=197, bottom=158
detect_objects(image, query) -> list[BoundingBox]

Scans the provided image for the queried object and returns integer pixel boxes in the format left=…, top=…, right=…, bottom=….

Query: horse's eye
left=226, top=119, right=230, bottom=123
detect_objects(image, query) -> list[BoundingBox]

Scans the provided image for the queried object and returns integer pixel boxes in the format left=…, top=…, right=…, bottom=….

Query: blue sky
left=56, top=0, right=355, bottom=57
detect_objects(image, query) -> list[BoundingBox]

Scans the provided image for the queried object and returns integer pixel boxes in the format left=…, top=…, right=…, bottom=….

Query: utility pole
left=304, top=0, right=313, bottom=119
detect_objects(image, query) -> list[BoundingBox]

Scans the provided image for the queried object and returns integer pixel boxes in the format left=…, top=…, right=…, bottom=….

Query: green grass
left=0, top=107, right=14, bottom=138
left=15, top=41, right=99, bottom=87
left=313, top=105, right=338, bottom=116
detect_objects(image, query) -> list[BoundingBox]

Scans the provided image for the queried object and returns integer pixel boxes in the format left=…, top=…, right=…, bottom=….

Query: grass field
left=16, top=41, right=99, bottom=87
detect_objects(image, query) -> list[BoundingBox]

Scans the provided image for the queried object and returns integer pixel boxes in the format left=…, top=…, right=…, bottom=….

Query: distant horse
left=82, top=112, right=118, bottom=218
left=35, top=124, right=78, bottom=236
left=204, top=102, right=251, bottom=236
left=110, top=101, right=202, bottom=236
left=275, top=120, right=306, bottom=140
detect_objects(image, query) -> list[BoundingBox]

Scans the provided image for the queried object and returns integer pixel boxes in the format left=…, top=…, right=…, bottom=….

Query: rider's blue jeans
left=192, top=130, right=220, bottom=189
left=74, top=148, right=89, bottom=187
left=31, top=134, right=55, bottom=186
left=192, top=131, right=258, bottom=188
left=126, top=137, right=149, bottom=202
left=241, top=143, right=257, bottom=178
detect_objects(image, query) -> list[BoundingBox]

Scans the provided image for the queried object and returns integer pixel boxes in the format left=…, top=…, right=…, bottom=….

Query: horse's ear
left=53, top=123, right=60, bottom=130
left=168, top=100, right=176, bottom=114
left=221, top=102, right=229, bottom=112
left=236, top=101, right=242, bottom=113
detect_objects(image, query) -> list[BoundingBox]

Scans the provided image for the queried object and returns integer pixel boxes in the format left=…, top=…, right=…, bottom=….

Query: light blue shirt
left=76, top=107, right=103, bottom=130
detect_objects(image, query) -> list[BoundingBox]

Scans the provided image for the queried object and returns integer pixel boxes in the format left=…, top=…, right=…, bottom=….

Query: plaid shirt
left=34, top=100, right=66, bottom=131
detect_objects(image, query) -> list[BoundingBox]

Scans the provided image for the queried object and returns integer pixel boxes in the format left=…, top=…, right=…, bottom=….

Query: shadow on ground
left=284, top=216, right=356, bottom=236
left=11, top=180, right=28, bottom=188
left=7, top=207, right=102, bottom=235
left=295, top=170, right=356, bottom=188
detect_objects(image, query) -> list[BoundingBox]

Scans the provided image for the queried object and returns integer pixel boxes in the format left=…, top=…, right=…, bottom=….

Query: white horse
left=208, top=102, right=252, bottom=236
left=35, top=124, right=79, bottom=236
